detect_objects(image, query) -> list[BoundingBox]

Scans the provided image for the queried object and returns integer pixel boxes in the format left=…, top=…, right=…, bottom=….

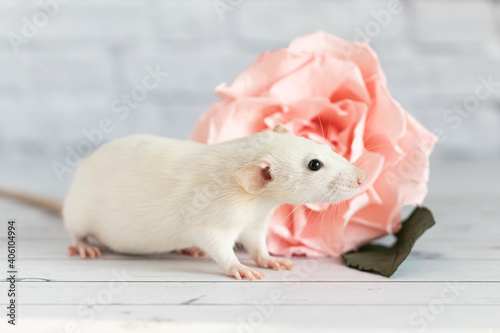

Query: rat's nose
left=356, top=171, right=367, bottom=186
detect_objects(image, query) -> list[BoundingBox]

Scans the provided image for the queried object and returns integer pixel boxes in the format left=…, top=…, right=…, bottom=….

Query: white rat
left=2, top=124, right=366, bottom=280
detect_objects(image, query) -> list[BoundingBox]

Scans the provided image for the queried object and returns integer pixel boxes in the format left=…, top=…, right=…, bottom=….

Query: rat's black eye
left=308, top=159, right=323, bottom=171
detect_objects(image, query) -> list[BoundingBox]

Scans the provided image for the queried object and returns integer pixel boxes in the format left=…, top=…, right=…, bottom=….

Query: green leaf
left=341, top=207, right=436, bottom=278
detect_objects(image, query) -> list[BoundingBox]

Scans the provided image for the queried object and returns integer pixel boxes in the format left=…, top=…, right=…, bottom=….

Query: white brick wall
left=1, top=0, right=499, bottom=164
left=413, top=0, right=496, bottom=45
left=234, top=0, right=409, bottom=44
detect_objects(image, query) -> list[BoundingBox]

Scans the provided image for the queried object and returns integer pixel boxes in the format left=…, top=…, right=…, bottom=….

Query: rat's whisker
left=308, top=190, right=337, bottom=232
left=317, top=114, right=326, bottom=140
left=362, top=127, right=377, bottom=146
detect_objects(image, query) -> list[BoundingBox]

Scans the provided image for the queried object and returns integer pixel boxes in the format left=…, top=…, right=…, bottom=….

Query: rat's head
left=234, top=124, right=366, bottom=205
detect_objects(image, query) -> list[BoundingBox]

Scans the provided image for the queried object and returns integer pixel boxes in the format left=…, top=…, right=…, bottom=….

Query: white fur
left=63, top=129, right=365, bottom=276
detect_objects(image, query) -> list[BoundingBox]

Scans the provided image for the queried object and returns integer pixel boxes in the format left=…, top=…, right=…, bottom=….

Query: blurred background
left=0, top=0, right=499, bottom=196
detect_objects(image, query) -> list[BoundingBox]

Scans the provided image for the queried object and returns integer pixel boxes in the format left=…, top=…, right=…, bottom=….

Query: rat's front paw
left=226, top=264, right=265, bottom=281
left=257, top=256, right=296, bottom=271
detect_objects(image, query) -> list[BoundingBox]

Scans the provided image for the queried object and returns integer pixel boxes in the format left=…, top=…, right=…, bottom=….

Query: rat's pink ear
left=235, top=161, right=272, bottom=194
left=272, top=124, right=289, bottom=133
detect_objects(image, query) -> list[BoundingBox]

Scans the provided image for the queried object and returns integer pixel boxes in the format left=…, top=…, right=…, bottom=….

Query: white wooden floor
left=1, top=162, right=500, bottom=332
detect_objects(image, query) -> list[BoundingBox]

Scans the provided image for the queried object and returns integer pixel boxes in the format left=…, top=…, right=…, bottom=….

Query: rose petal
left=215, top=50, right=313, bottom=99
left=288, top=31, right=385, bottom=83
left=268, top=55, right=359, bottom=104
left=191, top=31, right=436, bottom=258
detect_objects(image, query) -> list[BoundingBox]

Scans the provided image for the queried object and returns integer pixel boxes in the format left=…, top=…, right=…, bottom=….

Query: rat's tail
left=0, top=188, right=63, bottom=216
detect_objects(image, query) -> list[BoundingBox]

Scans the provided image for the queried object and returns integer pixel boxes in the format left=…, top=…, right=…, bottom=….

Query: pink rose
left=191, top=31, right=437, bottom=257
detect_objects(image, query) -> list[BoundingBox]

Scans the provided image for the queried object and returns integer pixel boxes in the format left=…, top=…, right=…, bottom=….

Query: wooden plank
left=0, top=255, right=385, bottom=282
left=0, top=256, right=499, bottom=282
left=1, top=305, right=499, bottom=332
left=2, top=281, right=498, bottom=306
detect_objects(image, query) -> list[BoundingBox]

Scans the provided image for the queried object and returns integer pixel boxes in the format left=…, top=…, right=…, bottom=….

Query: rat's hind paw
left=175, top=247, right=207, bottom=257
left=68, top=239, right=105, bottom=259
left=226, top=264, right=265, bottom=281
left=257, top=256, right=296, bottom=271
